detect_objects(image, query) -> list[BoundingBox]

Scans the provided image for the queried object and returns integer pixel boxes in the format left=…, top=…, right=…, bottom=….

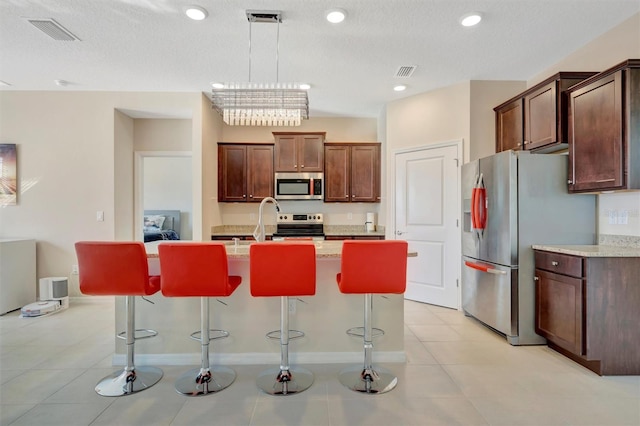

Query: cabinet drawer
left=534, top=251, right=583, bottom=277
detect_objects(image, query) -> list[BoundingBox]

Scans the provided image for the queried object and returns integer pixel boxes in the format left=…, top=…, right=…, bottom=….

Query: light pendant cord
left=248, top=20, right=252, bottom=82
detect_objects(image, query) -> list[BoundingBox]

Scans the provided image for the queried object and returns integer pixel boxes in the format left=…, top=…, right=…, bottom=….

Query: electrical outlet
left=71, top=264, right=79, bottom=274
left=250, top=213, right=256, bottom=221
left=619, top=210, right=629, bottom=225
left=288, top=299, right=296, bottom=314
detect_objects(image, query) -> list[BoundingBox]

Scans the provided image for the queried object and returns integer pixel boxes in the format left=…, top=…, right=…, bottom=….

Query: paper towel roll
left=365, top=212, right=376, bottom=232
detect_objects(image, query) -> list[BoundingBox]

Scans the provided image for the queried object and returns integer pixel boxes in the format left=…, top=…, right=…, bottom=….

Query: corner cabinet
left=567, top=59, right=640, bottom=193
left=218, top=143, right=273, bottom=202
left=495, top=72, right=596, bottom=153
left=272, top=132, right=325, bottom=172
left=324, top=143, right=381, bottom=203
left=534, top=249, right=640, bottom=375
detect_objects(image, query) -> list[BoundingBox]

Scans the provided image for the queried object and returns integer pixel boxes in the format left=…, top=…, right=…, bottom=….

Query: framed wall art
left=0, top=144, right=17, bottom=206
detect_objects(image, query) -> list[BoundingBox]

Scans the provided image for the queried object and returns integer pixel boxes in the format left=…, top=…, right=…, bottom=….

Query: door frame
left=388, top=139, right=463, bottom=309
left=134, top=150, right=192, bottom=242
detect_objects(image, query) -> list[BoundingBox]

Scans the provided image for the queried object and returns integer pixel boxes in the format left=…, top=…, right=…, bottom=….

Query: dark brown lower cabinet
left=534, top=250, right=640, bottom=375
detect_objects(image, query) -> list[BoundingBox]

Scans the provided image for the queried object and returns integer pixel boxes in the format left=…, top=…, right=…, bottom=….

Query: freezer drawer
left=462, top=257, right=517, bottom=339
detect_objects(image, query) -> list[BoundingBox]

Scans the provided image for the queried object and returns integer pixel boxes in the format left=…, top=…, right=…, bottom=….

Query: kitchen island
left=111, top=241, right=411, bottom=366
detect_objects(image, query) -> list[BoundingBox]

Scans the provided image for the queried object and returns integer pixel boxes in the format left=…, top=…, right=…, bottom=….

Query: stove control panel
left=277, top=213, right=323, bottom=224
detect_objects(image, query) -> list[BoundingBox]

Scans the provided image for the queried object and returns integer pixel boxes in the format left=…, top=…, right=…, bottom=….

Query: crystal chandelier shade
left=210, top=11, right=309, bottom=127
left=211, top=82, right=309, bottom=126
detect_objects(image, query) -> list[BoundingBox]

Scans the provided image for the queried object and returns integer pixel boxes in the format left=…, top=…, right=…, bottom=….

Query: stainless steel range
left=272, top=213, right=324, bottom=241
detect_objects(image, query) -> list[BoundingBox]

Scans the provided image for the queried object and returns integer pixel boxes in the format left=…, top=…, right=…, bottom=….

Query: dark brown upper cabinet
left=567, top=59, right=640, bottom=193
left=218, top=143, right=274, bottom=202
left=324, top=143, right=381, bottom=203
left=272, top=132, right=325, bottom=172
left=495, top=72, right=597, bottom=153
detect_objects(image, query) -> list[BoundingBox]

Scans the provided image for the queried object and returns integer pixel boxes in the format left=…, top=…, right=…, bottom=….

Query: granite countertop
left=146, top=240, right=416, bottom=259
left=533, top=234, right=640, bottom=257
left=532, top=244, right=640, bottom=258
left=210, top=225, right=386, bottom=238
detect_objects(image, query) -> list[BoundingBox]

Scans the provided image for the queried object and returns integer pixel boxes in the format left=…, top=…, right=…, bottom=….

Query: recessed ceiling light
left=211, top=82, right=225, bottom=89
left=185, top=6, right=208, bottom=21
left=299, top=83, right=311, bottom=90
left=54, top=79, right=69, bottom=87
left=325, top=9, right=347, bottom=24
left=393, top=85, right=407, bottom=92
left=460, top=12, right=482, bottom=27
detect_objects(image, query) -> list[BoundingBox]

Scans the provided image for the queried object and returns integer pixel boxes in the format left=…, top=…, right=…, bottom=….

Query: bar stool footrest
left=346, top=327, right=384, bottom=339
left=117, top=328, right=158, bottom=340
left=266, top=329, right=304, bottom=340
left=189, top=329, right=229, bottom=342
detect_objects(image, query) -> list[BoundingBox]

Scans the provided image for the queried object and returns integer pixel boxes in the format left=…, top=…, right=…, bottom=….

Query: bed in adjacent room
left=143, top=210, right=181, bottom=242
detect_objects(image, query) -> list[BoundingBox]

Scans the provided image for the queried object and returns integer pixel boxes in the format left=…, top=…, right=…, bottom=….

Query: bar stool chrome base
left=338, top=365, right=398, bottom=394
left=95, top=366, right=163, bottom=397
left=175, top=366, right=236, bottom=396
left=256, top=366, right=314, bottom=395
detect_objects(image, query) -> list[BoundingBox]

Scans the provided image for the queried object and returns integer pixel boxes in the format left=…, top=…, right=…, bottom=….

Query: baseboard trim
left=112, top=351, right=406, bottom=366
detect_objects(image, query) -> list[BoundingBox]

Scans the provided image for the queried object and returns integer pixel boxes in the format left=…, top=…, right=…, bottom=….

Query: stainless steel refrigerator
left=461, top=150, right=596, bottom=345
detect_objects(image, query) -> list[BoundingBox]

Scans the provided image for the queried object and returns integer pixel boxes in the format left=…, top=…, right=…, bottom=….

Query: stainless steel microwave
left=274, top=172, right=323, bottom=200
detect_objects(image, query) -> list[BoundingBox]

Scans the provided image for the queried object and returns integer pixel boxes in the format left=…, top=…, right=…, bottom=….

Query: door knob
left=396, top=230, right=404, bottom=235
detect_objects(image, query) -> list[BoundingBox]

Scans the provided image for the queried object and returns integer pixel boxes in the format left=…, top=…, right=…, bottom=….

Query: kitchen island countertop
left=147, top=240, right=416, bottom=259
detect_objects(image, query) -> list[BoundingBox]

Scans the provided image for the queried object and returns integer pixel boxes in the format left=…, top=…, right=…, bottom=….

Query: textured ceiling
left=1, top=0, right=639, bottom=118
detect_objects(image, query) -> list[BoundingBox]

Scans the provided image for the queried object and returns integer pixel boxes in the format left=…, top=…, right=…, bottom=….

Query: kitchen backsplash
left=599, top=234, right=640, bottom=248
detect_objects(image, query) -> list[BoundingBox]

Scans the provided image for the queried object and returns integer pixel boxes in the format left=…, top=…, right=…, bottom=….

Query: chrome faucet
left=253, top=197, right=280, bottom=242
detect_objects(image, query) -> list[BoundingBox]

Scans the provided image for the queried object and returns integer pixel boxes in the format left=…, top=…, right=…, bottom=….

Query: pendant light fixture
left=210, top=10, right=309, bottom=126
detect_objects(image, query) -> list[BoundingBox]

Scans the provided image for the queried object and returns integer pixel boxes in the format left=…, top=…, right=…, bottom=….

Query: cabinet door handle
left=249, top=195, right=253, bottom=198
left=534, top=276, right=539, bottom=281
left=551, top=261, right=559, bottom=266
left=523, top=141, right=529, bottom=145
left=568, top=179, right=573, bottom=184
left=243, top=194, right=246, bottom=198
left=352, top=195, right=355, bottom=198
left=301, top=165, right=304, bottom=168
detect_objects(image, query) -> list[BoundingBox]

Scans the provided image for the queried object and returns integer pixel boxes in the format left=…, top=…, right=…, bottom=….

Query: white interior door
left=394, top=142, right=460, bottom=309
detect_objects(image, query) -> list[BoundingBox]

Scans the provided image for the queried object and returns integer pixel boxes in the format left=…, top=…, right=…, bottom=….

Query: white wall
left=0, top=91, right=204, bottom=295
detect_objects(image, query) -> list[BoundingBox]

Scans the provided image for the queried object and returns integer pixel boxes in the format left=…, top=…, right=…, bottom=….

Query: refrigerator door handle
left=464, top=260, right=507, bottom=275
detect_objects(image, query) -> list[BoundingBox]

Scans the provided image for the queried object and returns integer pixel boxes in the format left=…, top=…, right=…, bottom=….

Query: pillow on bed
left=143, top=215, right=165, bottom=229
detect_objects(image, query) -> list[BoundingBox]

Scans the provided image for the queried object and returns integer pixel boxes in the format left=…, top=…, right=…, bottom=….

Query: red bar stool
left=249, top=242, right=316, bottom=395
left=158, top=242, right=241, bottom=396
left=74, top=241, right=163, bottom=396
left=336, top=240, right=408, bottom=394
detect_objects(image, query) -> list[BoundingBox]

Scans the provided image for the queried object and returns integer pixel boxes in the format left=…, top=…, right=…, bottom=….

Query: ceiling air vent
left=27, top=18, right=80, bottom=41
left=395, top=65, right=417, bottom=78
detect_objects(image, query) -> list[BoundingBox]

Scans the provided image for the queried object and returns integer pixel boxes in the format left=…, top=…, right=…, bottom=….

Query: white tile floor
left=1, top=298, right=639, bottom=425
